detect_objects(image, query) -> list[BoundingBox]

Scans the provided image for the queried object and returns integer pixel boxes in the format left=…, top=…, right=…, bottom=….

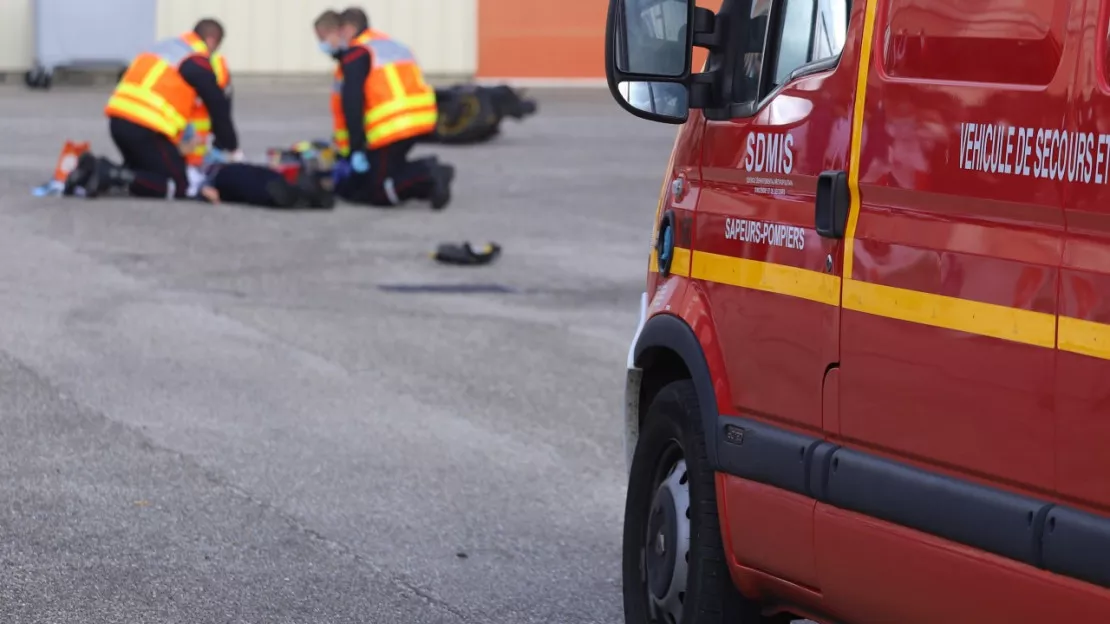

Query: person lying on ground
left=65, top=127, right=334, bottom=210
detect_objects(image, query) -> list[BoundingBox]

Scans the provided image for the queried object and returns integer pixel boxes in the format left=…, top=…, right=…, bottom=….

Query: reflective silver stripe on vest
left=148, top=37, right=198, bottom=66
left=366, top=39, right=415, bottom=65
left=332, top=78, right=342, bottom=93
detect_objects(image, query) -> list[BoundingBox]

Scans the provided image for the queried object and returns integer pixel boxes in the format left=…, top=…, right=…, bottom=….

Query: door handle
left=815, top=170, right=849, bottom=239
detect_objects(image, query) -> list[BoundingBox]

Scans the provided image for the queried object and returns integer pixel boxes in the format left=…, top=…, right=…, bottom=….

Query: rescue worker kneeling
left=68, top=18, right=240, bottom=198
left=318, top=8, right=453, bottom=209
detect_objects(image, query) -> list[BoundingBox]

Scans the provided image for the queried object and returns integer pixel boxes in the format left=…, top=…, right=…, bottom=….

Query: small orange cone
left=52, top=140, right=90, bottom=184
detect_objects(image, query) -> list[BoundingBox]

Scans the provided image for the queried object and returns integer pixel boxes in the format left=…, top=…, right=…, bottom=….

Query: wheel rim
left=642, top=447, right=691, bottom=624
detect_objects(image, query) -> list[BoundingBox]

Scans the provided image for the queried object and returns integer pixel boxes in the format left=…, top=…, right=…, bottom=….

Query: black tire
left=622, top=380, right=767, bottom=624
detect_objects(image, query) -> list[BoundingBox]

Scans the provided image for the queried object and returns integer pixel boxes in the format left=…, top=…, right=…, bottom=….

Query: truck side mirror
left=606, top=0, right=695, bottom=124
left=617, top=81, right=689, bottom=121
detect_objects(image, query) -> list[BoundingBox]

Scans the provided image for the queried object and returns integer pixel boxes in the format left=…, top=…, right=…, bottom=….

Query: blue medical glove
left=350, top=150, right=369, bottom=173
left=202, top=148, right=228, bottom=168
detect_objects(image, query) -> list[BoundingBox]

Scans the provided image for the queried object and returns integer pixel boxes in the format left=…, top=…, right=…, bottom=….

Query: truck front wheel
left=621, top=380, right=768, bottom=624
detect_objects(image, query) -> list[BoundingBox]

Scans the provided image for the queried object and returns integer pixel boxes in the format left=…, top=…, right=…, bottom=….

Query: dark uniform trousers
left=208, top=163, right=289, bottom=206
left=109, top=117, right=190, bottom=199
left=336, top=138, right=434, bottom=206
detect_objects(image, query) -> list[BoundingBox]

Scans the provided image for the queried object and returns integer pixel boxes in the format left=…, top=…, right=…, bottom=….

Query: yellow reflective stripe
left=368, top=110, right=437, bottom=144
left=192, top=119, right=212, bottom=132
left=843, top=0, right=879, bottom=280
left=334, top=130, right=350, bottom=139
left=649, top=247, right=691, bottom=277
left=1059, top=316, right=1110, bottom=360
left=113, top=83, right=188, bottom=130
left=691, top=250, right=840, bottom=306
left=106, top=97, right=179, bottom=137
left=212, top=54, right=228, bottom=87
left=652, top=240, right=1110, bottom=355
left=844, top=278, right=1055, bottom=348
left=658, top=247, right=1062, bottom=351
left=140, top=61, right=169, bottom=89
left=365, top=92, right=437, bottom=125
left=382, top=65, right=406, bottom=100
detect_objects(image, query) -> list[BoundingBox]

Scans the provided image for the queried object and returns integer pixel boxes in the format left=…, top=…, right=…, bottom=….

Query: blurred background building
left=0, top=0, right=618, bottom=83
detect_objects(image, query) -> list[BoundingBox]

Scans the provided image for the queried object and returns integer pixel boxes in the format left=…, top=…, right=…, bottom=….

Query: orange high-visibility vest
left=331, top=29, right=438, bottom=155
left=105, top=32, right=209, bottom=141
left=186, top=53, right=231, bottom=167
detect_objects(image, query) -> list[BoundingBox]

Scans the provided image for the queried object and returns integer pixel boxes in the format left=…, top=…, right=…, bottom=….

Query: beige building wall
left=0, top=0, right=476, bottom=76
left=0, top=0, right=33, bottom=71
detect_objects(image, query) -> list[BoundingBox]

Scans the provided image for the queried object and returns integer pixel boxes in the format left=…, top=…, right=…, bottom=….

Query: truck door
left=1057, top=0, right=1110, bottom=512
left=695, top=0, right=855, bottom=590
left=820, top=0, right=1073, bottom=619
left=698, top=0, right=852, bottom=435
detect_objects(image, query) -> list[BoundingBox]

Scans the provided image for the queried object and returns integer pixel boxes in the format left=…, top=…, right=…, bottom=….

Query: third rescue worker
left=187, top=51, right=235, bottom=168
left=331, top=7, right=454, bottom=209
left=72, top=19, right=239, bottom=198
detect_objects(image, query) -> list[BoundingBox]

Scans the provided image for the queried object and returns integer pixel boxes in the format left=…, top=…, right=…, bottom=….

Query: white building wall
left=0, top=0, right=477, bottom=76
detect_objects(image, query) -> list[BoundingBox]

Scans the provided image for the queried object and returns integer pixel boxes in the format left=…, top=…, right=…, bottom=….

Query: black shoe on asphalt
left=429, top=163, right=455, bottom=210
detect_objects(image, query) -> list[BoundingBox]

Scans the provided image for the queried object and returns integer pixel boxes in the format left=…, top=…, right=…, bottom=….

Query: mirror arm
left=691, top=7, right=721, bottom=50
left=688, top=72, right=716, bottom=109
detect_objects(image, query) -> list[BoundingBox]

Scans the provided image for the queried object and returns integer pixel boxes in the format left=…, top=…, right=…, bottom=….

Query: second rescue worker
left=73, top=19, right=240, bottom=198
left=326, top=8, right=454, bottom=209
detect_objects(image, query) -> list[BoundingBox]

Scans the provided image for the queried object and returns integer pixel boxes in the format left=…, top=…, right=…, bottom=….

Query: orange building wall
left=477, top=0, right=723, bottom=80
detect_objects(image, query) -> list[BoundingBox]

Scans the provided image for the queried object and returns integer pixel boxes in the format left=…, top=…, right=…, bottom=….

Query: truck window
left=774, top=0, right=817, bottom=85
left=772, top=0, right=850, bottom=86
left=881, top=0, right=1064, bottom=85
left=735, top=0, right=850, bottom=105
left=621, top=0, right=691, bottom=76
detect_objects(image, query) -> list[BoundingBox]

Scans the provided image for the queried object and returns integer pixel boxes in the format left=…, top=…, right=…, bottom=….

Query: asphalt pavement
left=0, top=83, right=678, bottom=623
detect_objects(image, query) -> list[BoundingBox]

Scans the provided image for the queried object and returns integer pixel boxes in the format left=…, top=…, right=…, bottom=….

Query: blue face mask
left=318, top=41, right=336, bottom=55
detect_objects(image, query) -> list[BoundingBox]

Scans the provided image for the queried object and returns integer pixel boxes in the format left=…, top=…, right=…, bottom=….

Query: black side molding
left=633, top=314, right=722, bottom=468
left=715, top=414, right=1110, bottom=591
left=1043, top=506, right=1110, bottom=588
left=824, top=449, right=1048, bottom=567
left=718, top=416, right=819, bottom=497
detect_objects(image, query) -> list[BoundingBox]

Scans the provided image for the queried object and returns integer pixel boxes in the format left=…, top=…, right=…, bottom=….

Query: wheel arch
left=632, top=313, right=722, bottom=470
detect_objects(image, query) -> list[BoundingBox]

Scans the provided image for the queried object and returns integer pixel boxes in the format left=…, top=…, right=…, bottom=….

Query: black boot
left=98, top=157, right=135, bottom=195
left=71, top=156, right=133, bottom=198
left=63, top=152, right=98, bottom=196
left=429, top=163, right=455, bottom=211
